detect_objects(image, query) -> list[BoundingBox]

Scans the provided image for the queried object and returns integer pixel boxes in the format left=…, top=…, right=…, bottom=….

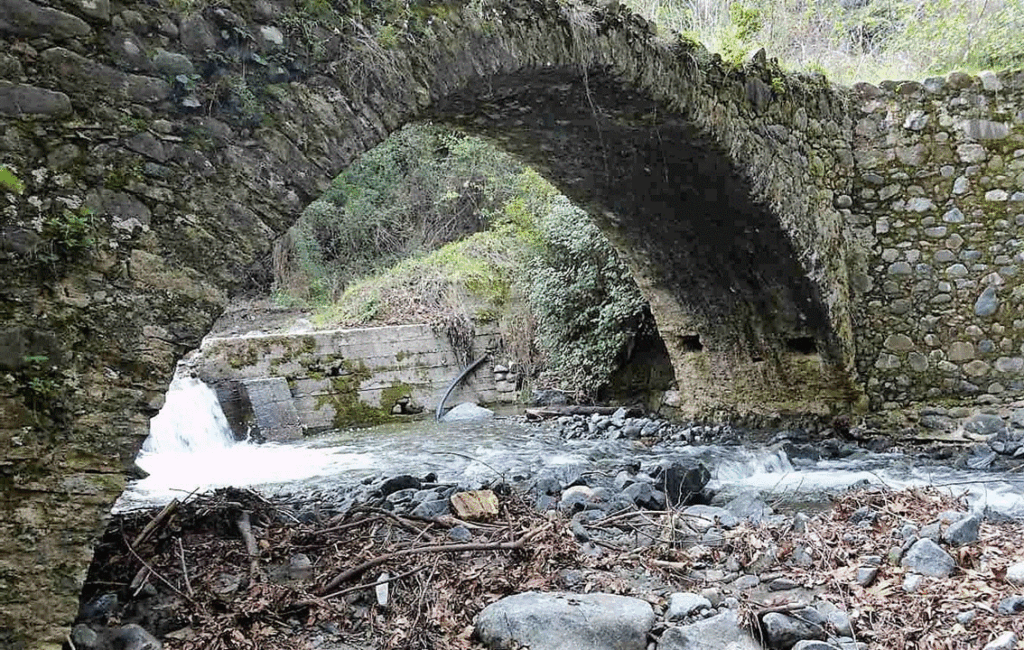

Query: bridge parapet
left=847, top=71, right=1024, bottom=407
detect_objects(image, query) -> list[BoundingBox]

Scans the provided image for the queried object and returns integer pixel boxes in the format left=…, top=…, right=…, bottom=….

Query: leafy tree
left=298, top=135, right=651, bottom=398
left=277, top=124, right=522, bottom=302
left=526, top=195, right=648, bottom=395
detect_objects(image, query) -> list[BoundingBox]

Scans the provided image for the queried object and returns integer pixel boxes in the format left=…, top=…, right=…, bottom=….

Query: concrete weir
left=192, top=323, right=510, bottom=440
left=0, top=0, right=1022, bottom=640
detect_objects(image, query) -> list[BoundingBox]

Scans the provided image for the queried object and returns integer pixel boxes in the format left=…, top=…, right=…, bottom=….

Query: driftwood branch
left=130, top=566, right=149, bottom=597
left=319, top=523, right=553, bottom=595
left=237, top=511, right=261, bottom=581
left=132, top=498, right=179, bottom=548
left=122, top=533, right=196, bottom=606
left=293, top=566, right=428, bottom=607
left=647, top=558, right=691, bottom=571
left=346, top=506, right=433, bottom=537
left=177, top=537, right=193, bottom=597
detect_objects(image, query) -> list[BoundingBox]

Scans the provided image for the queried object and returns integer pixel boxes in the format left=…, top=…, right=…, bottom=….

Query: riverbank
left=78, top=473, right=1024, bottom=650
left=98, top=375, right=1024, bottom=649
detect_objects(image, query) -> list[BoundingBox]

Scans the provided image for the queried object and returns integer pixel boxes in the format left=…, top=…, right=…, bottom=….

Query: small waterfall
left=142, top=373, right=236, bottom=455
left=118, top=368, right=372, bottom=511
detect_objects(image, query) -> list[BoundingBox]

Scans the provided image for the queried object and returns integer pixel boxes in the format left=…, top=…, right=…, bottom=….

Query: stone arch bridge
left=0, top=0, right=1022, bottom=643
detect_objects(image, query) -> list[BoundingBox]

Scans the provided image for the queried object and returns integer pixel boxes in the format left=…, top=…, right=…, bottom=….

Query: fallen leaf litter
left=82, top=485, right=1024, bottom=649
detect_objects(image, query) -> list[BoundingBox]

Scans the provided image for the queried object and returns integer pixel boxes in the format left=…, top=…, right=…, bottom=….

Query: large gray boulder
left=474, top=591, right=655, bottom=650
left=658, top=609, right=760, bottom=650
left=657, top=459, right=711, bottom=506
left=901, top=538, right=956, bottom=577
left=442, top=402, right=495, bottom=421
left=965, top=412, right=1006, bottom=437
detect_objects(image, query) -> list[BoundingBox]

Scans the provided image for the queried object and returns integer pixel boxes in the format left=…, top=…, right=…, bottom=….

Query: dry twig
left=319, top=523, right=554, bottom=594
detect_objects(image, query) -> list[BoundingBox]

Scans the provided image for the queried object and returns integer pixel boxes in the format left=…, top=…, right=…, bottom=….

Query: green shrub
left=526, top=196, right=648, bottom=396
left=316, top=230, right=519, bottom=327
left=44, top=207, right=95, bottom=253
left=729, top=2, right=762, bottom=41
left=277, top=124, right=522, bottom=304
left=895, top=0, right=1024, bottom=73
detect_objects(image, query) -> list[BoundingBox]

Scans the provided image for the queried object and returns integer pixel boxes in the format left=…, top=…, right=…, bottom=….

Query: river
left=115, top=373, right=1024, bottom=519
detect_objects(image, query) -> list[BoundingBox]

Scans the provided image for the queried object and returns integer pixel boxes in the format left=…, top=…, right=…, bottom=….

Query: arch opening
left=427, top=66, right=850, bottom=414
left=188, top=117, right=678, bottom=427
left=0, top=5, right=865, bottom=641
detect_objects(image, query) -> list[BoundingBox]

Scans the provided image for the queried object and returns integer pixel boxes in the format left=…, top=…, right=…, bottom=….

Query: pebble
left=827, top=611, right=854, bottom=637
left=448, top=525, right=472, bottom=542
left=762, top=610, right=827, bottom=649
left=903, top=573, right=924, bottom=593
left=901, top=538, right=956, bottom=577
left=769, top=577, right=800, bottom=591
left=732, top=574, right=761, bottom=590
left=983, top=631, right=1018, bottom=650
left=997, top=595, right=1024, bottom=615
left=919, top=521, right=941, bottom=541
left=856, top=567, right=878, bottom=587
left=942, top=514, right=981, bottom=546
left=667, top=592, right=712, bottom=620
left=956, top=610, right=976, bottom=625
left=1005, top=562, right=1024, bottom=586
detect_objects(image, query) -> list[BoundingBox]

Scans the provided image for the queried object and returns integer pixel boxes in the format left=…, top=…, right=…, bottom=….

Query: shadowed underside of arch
left=0, top=0, right=860, bottom=643
left=429, top=67, right=857, bottom=414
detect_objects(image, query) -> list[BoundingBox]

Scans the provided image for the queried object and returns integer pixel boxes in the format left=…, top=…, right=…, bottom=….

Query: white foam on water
left=118, top=373, right=372, bottom=511
left=713, top=447, right=794, bottom=483
left=709, top=446, right=1024, bottom=518
left=119, top=372, right=1024, bottom=519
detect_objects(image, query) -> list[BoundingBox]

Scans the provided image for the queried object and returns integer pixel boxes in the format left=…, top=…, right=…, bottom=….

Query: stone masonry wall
left=191, top=323, right=515, bottom=438
left=847, top=70, right=1024, bottom=407
left=0, top=0, right=1018, bottom=639
left=0, top=0, right=871, bottom=639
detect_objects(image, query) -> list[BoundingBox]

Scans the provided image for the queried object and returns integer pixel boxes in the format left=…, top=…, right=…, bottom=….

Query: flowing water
left=117, top=374, right=1024, bottom=518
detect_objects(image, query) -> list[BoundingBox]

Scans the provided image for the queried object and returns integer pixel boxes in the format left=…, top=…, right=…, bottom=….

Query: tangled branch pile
left=83, top=484, right=1024, bottom=650
left=85, top=488, right=596, bottom=650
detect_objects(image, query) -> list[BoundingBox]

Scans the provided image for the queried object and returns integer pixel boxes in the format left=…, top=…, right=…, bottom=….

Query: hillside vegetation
left=625, top=0, right=1023, bottom=84
left=276, top=126, right=650, bottom=398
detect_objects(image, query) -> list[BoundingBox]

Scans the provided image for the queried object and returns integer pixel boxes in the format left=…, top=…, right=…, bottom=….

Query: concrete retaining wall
left=191, top=323, right=518, bottom=439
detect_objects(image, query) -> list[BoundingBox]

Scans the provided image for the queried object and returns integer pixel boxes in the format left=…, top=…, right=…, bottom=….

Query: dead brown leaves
left=757, top=488, right=1024, bottom=650
left=88, top=488, right=583, bottom=650
left=87, top=485, right=1024, bottom=650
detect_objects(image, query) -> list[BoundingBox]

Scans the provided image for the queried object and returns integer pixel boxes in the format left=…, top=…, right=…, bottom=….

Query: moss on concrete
left=380, top=381, right=413, bottom=411
left=315, top=360, right=395, bottom=428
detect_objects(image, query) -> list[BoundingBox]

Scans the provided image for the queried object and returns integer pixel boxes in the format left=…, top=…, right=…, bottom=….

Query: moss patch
left=228, top=343, right=260, bottom=369
left=316, top=360, right=395, bottom=428
left=380, top=381, right=413, bottom=411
